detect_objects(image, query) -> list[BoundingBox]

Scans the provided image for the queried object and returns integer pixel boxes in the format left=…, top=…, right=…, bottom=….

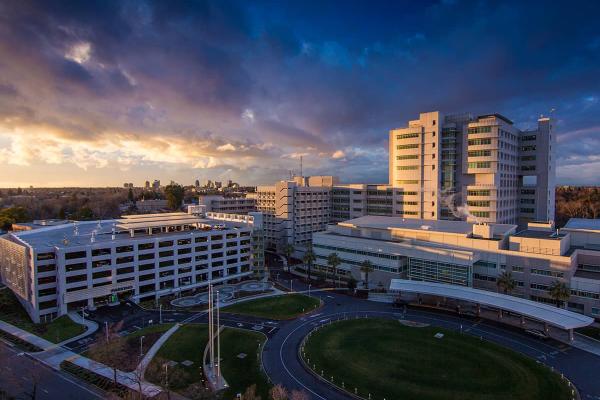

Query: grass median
left=221, top=293, right=320, bottom=320
left=303, top=318, right=572, bottom=400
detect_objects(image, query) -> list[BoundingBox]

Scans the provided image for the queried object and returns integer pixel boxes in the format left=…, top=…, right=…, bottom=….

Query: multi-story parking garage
left=0, top=212, right=263, bottom=323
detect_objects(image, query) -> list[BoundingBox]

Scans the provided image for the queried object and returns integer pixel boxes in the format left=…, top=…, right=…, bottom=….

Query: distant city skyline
left=0, top=1, right=599, bottom=187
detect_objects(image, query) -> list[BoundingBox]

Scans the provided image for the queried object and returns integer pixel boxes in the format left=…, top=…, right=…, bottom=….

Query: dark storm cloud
left=0, top=0, right=599, bottom=184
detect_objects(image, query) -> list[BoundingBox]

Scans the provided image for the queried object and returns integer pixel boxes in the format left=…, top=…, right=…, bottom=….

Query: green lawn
left=145, top=324, right=211, bottom=397
left=220, top=328, right=270, bottom=399
left=222, top=294, right=320, bottom=320
left=303, top=318, right=571, bottom=400
left=0, top=289, right=85, bottom=343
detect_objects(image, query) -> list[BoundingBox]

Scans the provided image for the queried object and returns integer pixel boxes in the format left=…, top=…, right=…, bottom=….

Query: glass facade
left=408, top=258, right=472, bottom=286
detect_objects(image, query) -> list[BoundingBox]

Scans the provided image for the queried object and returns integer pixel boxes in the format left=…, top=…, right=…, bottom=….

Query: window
left=396, top=165, right=419, bottom=170
left=159, top=250, right=174, bottom=258
left=138, top=242, right=155, bottom=250
left=117, top=267, right=134, bottom=275
left=521, top=145, right=536, bottom=151
left=396, top=133, right=420, bottom=140
left=177, top=239, right=191, bottom=246
left=65, top=251, right=86, bottom=260
left=38, top=264, right=56, bottom=273
left=521, top=155, right=536, bottom=161
left=66, top=262, right=87, bottom=272
left=38, top=287, right=57, bottom=297
left=396, top=144, right=419, bottom=150
left=396, top=180, right=419, bottom=185
left=159, top=260, right=174, bottom=268
left=159, top=240, right=174, bottom=248
left=116, top=256, right=134, bottom=264
left=467, top=200, right=490, bottom=207
left=471, top=211, right=490, bottom=218
left=37, top=252, right=55, bottom=261
left=468, top=161, right=491, bottom=169
left=521, top=165, right=536, bottom=171
left=512, top=266, right=524, bottom=273
left=468, top=138, right=492, bottom=146
left=92, top=270, right=111, bottom=279
left=66, top=274, right=87, bottom=284
left=467, top=150, right=491, bottom=157
left=521, top=134, right=536, bottom=141
left=92, top=248, right=111, bottom=257
left=396, top=155, right=419, bottom=160
left=38, top=276, right=56, bottom=285
left=195, top=236, right=208, bottom=243
left=116, top=245, right=133, bottom=253
left=139, top=253, right=154, bottom=261
left=467, top=190, right=490, bottom=197
left=468, top=126, right=492, bottom=134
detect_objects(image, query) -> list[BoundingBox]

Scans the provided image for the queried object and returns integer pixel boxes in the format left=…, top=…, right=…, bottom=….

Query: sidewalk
left=56, top=311, right=99, bottom=346
left=0, top=319, right=55, bottom=351
left=139, top=323, right=181, bottom=379
left=0, top=318, right=163, bottom=397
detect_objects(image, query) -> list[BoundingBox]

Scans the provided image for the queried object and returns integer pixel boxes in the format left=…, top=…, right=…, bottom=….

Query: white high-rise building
left=387, top=111, right=555, bottom=225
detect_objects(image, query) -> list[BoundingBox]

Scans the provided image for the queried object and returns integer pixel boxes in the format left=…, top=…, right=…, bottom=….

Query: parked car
left=524, top=328, right=549, bottom=340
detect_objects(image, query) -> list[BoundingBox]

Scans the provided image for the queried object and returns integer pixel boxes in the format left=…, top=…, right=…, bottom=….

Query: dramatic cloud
left=0, top=0, right=599, bottom=186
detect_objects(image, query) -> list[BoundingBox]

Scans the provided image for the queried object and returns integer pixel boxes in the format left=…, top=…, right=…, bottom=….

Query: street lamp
left=308, top=284, right=311, bottom=296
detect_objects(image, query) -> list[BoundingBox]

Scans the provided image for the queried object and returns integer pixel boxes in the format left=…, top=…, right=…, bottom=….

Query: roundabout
left=301, top=318, right=572, bottom=400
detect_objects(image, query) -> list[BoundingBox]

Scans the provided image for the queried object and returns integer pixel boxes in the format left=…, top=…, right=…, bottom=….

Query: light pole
left=290, top=279, right=293, bottom=292
left=105, top=321, right=109, bottom=342
left=216, top=290, right=221, bottom=383
left=159, top=304, right=162, bottom=324
left=140, top=336, right=145, bottom=359
left=308, top=284, right=311, bottom=296
left=81, top=306, right=86, bottom=325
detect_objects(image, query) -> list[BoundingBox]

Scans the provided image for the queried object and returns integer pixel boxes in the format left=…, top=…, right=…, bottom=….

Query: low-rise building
left=197, top=195, right=256, bottom=214
left=312, top=216, right=600, bottom=318
left=0, top=212, right=263, bottom=323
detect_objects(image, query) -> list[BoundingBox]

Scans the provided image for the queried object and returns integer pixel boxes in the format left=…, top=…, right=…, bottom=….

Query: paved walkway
left=139, top=323, right=181, bottom=379
left=56, top=312, right=99, bottom=346
left=0, top=318, right=163, bottom=397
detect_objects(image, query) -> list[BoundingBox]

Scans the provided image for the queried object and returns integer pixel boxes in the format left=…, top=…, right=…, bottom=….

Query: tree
left=86, top=322, right=128, bottom=385
left=270, top=384, right=288, bottom=400
left=548, top=280, right=570, bottom=308
left=290, top=390, right=309, bottom=400
left=240, top=384, right=261, bottom=400
left=164, top=183, right=184, bottom=210
left=127, top=187, right=134, bottom=203
left=360, top=260, right=374, bottom=289
left=303, top=246, right=316, bottom=283
left=347, top=277, right=357, bottom=292
left=283, top=243, right=295, bottom=273
left=0, top=206, right=29, bottom=230
left=327, top=253, right=341, bottom=286
left=496, top=271, right=516, bottom=295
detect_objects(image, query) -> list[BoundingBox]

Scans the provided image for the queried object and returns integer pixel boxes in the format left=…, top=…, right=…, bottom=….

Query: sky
left=0, top=0, right=599, bottom=187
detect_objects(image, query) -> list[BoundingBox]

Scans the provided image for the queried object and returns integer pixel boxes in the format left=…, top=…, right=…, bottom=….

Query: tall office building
left=388, top=111, right=555, bottom=226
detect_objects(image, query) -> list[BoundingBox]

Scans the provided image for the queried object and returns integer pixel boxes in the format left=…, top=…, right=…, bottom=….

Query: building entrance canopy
left=390, top=279, right=594, bottom=330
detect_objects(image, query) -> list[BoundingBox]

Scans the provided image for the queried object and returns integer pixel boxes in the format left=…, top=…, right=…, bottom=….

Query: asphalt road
left=262, top=276, right=600, bottom=400
left=0, top=341, right=104, bottom=400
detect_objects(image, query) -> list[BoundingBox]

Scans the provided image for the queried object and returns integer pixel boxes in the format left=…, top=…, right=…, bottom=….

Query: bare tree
left=289, top=390, right=309, bottom=400
left=270, top=384, right=288, bottom=400
left=86, top=321, right=128, bottom=385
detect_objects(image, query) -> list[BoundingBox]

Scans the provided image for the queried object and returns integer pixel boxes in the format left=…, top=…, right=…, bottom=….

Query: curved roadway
left=262, top=282, right=600, bottom=400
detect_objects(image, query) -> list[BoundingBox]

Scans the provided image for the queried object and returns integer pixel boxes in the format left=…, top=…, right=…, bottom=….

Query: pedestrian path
left=56, top=312, right=99, bottom=346
left=0, top=319, right=55, bottom=351
left=0, top=318, right=163, bottom=397
left=139, top=322, right=181, bottom=379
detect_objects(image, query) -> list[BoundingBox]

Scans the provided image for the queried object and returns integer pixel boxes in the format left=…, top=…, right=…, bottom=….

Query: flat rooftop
left=563, top=218, right=600, bottom=232
left=338, top=215, right=516, bottom=236
left=10, top=213, right=245, bottom=249
left=513, top=229, right=567, bottom=240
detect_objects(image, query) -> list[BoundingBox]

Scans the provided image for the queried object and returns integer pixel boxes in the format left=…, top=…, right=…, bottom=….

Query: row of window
left=467, top=126, right=492, bottom=134
left=396, top=133, right=420, bottom=140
